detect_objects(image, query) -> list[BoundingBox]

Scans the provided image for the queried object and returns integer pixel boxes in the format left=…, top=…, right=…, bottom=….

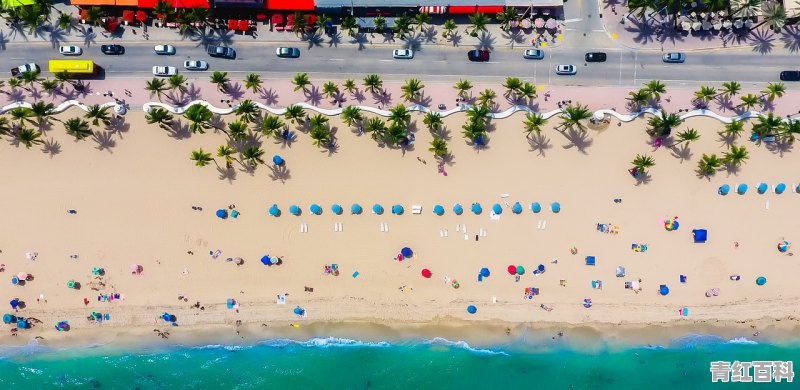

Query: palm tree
left=738, top=93, right=760, bottom=110
left=53, top=72, right=73, bottom=90
left=234, top=99, right=259, bottom=123
left=364, top=117, right=387, bottom=141
left=84, top=6, right=102, bottom=26
left=63, top=117, right=92, bottom=141
left=502, top=76, right=522, bottom=98
left=241, top=146, right=265, bottom=167
left=16, top=127, right=43, bottom=149
left=283, top=104, right=305, bottom=124
left=226, top=120, right=248, bottom=141
left=209, top=71, right=230, bottom=93
left=309, top=114, right=329, bottom=129
left=216, top=145, right=235, bottom=168
left=777, top=119, right=800, bottom=143
left=145, top=78, right=167, bottom=101
left=697, top=153, right=722, bottom=176
left=644, top=80, right=667, bottom=101
left=341, top=15, right=357, bottom=37
left=7, top=78, right=23, bottom=91
left=558, top=103, right=592, bottom=131
left=309, top=124, right=330, bottom=148
left=184, top=104, right=214, bottom=134
left=414, top=12, right=431, bottom=31
left=722, top=145, right=749, bottom=168
left=0, top=117, right=11, bottom=137
left=423, top=111, right=443, bottom=132
left=720, top=120, right=745, bottom=140
left=260, top=114, right=285, bottom=137
left=761, top=82, right=786, bottom=102
left=190, top=148, right=213, bottom=167
left=290, top=72, right=311, bottom=93
left=693, top=85, right=717, bottom=106
left=627, top=89, right=650, bottom=109
left=84, top=104, right=111, bottom=127
left=57, top=12, right=75, bottom=31
left=343, top=79, right=357, bottom=94
left=244, top=73, right=262, bottom=94
left=716, top=81, right=742, bottom=99
left=442, top=19, right=457, bottom=38
left=322, top=81, right=339, bottom=100
left=40, top=79, right=59, bottom=96
left=465, top=104, right=490, bottom=126
left=341, top=106, right=363, bottom=128
left=30, top=101, right=56, bottom=126
left=467, top=12, right=489, bottom=36
left=9, top=107, right=35, bottom=127
left=523, top=112, right=547, bottom=138
left=20, top=69, right=42, bottom=90
left=732, top=0, right=762, bottom=18
left=517, top=82, right=537, bottom=104
left=393, top=14, right=413, bottom=38
left=752, top=1, right=786, bottom=31
left=429, top=137, right=448, bottom=157
left=646, top=111, right=682, bottom=137
left=290, top=11, right=308, bottom=36
left=670, top=128, right=700, bottom=147
left=401, top=78, right=424, bottom=102
left=152, top=0, right=175, bottom=24
left=752, top=112, right=782, bottom=138
left=627, top=0, right=651, bottom=18
left=461, top=120, right=487, bottom=145
left=495, top=7, right=519, bottom=31
left=384, top=122, right=407, bottom=145
left=363, top=74, right=383, bottom=94
left=145, top=107, right=174, bottom=131
left=167, top=74, right=187, bottom=93
left=478, top=89, right=497, bottom=107
left=454, top=79, right=473, bottom=98
left=631, top=154, right=655, bottom=174
left=388, top=105, right=411, bottom=126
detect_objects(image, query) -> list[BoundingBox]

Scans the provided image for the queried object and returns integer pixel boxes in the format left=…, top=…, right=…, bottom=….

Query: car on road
left=10, top=63, right=39, bottom=77
left=59, top=45, right=83, bottom=56
left=780, top=70, right=800, bottom=81
left=184, top=60, right=209, bottom=71
left=208, top=45, right=236, bottom=59
left=584, top=52, right=607, bottom=62
left=154, top=45, right=176, bottom=55
left=152, top=66, right=177, bottom=77
left=101, top=44, right=125, bottom=55
left=555, top=64, right=577, bottom=75
left=276, top=47, right=301, bottom=58
left=392, top=49, right=414, bottom=59
left=662, top=52, right=685, bottom=63
left=467, top=49, right=490, bottom=62
left=522, top=49, right=544, bottom=59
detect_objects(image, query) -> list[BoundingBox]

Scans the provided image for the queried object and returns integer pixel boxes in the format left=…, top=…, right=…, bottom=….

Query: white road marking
left=379, top=59, right=393, bottom=62
left=328, top=58, right=344, bottom=61
left=563, top=18, right=583, bottom=23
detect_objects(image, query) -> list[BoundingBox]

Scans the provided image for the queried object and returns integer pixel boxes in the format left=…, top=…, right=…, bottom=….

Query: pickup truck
left=11, top=63, right=39, bottom=77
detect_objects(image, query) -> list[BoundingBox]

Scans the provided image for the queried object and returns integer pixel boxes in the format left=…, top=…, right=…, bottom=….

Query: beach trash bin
left=467, top=305, right=477, bottom=314
left=692, top=229, right=707, bottom=243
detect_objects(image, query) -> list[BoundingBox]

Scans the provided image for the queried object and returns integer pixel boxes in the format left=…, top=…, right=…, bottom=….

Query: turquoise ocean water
left=0, top=335, right=797, bottom=389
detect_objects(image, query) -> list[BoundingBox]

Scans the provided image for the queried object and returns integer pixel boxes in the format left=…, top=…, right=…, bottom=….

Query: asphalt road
left=1, top=40, right=796, bottom=88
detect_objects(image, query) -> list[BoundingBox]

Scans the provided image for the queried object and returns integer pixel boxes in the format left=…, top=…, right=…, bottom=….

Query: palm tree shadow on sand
left=165, top=119, right=191, bottom=139
left=559, top=127, right=593, bottom=154
left=92, top=130, right=116, bottom=152
left=633, top=171, right=653, bottom=185
left=268, top=164, right=290, bottom=182
left=41, top=138, right=61, bottom=157
left=780, top=25, right=800, bottom=53
left=749, top=28, right=776, bottom=54
left=259, top=88, right=280, bottom=106
left=765, top=139, right=794, bottom=157
left=527, top=133, right=552, bottom=156
left=669, top=143, right=693, bottom=163
left=217, top=165, right=237, bottom=182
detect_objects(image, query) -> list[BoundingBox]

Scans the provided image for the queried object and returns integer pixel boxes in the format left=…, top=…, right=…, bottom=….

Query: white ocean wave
left=422, top=337, right=509, bottom=356
left=727, top=337, right=758, bottom=345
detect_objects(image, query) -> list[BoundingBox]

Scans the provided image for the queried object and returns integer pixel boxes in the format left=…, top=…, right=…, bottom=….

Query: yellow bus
left=48, top=59, right=95, bottom=76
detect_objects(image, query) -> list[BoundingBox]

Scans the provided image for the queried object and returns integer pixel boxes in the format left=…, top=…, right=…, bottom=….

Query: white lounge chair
left=412, top=205, right=422, bottom=214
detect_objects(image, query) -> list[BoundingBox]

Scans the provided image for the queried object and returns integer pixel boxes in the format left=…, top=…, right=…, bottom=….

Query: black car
left=467, top=49, right=490, bottom=62
left=585, top=52, right=607, bottom=62
left=101, top=44, right=125, bottom=55
left=207, top=45, right=236, bottom=59
left=780, top=71, right=800, bottom=81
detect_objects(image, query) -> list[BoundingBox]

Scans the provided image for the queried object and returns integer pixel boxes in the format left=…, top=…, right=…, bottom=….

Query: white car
left=392, top=49, right=414, bottom=59
left=184, top=60, right=209, bottom=71
left=152, top=66, right=177, bottom=76
left=59, top=45, right=83, bottom=56
left=662, top=52, right=686, bottom=63
left=522, top=49, right=544, bottom=59
left=154, top=44, right=176, bottom=55
left=555, top=64, right=577, bottom=75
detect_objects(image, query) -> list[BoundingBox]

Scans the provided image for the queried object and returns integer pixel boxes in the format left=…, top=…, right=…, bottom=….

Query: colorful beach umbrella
left=453, top=204, right=463, bottom=215
left=757, top=182, right=768, bottom=194
left=310, top=204, right=322, bottom=215
left=516, top=265, right=525, bottom=275
left=775, top=183, right=786, bottom=194
left=466, top=305, right=477, bottom=314
left=756, top=276, right=767, bottom=286
left=421, top=269, right=432, bottom=278
left=391, top=204, right=404, bottom=215
left=226, top=298, right=235, bottom=309
left=718, top=184, right=730, bottom=195
left=471, top=203, right=482, bottom=215
left=17, top=272, right=28, bottom=280
left=216, top=209, right=228, bottom=219
left=664, top=219, right=680, bottom=231
left=269, top=204, right=280, bottom=217
left=492, top=203, right=503, bottom=215
left=551, top=202, right=561, bottom=213
left=433, top=205, right=445, bottom=216
left=289, top=205, right=300, bottom=216
left=531, top=202, right=542, bottom=213
left=351, top=203, right=363, bottom=214
left=331, top=204, right=343, bottom=215
left=737, top=183, right=748, bottom=194
left=401, top=247, right=413, bottom=258
left=272, top=155, right=284, bottom=166
left=507, top=265, right=517, bottom=275
left=372, top=204, right=384, bottom=215
left=512, top=202, right=522, bottom=214
left=777, top=240, right=790, bottom=253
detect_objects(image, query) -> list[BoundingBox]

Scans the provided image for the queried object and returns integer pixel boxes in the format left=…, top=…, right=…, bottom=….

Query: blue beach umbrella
left=401, top=247, right=413, bottom=258
left=433, top=205, right=445, bottom=216
left=737, top=183, right=748, bottom=194
left=659, top=285, right=670, bottom=296
left=718, top=184, right=730, bottom=195
left=3, top=314, right=14, bottom=324
left=775, top=183, right=786, bottom=194
left=392, top=204, right=404, bottom=215
left=756, top=276, right=767, bottom=286
left=796, top=184, right=800, bottom=194
left=512, top=202, right=522, bottom=214
left=471, top=203, right=482, bottom=215
left=466, top=305, right=477, bottom=314
left=11, top=276, right=19, bottom=285
left=453, top=204, right=463, bottom=215
left=331, top=204, right=343, bottom=215
left=293, top=306, right=305, bottom=316
left=261, top=256, right=272, bottom=266
left=226, top=298, right=235, bottom=309
left=351, top=203, right=363, bottom=215
left=216, top=209, right=228, bottom=219
left=492, top=203, right=502, bottom=215
left=479, top=268, right=490, bottom=277
left=757, top=182, right=768, bottom=194
left=531, top=202, right=542, bottom=213
left=372, top=204, right=384, bottom=215
left=16, top=319, right=27, bottom=329
left=268, top=204, right=280, bottom=217
left=272, top=155, right=284, bottom=166
left=310, top=204, right=322, bottom=215
left=551, top=202, right=561, bottom=213
left=289, top=205, right=301, bottom=216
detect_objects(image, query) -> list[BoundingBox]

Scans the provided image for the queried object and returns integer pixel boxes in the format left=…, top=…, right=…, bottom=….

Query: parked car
left=392, top=49, right=414, bottom=59
left=275, top=47, right=301, bottom=58
left=584, top=52, right=607, bottom=62
left=780, top=70, right=800, bottom=81
left=154, top=45, right=176, bottom=55
left=522, top=49, right=544, bottom=60
left=152, top=66, right=177, bottom=76
left=208, top=45, right=236, bottom=59
left=100, top=44, right=125, bottom=55
left=662, top=52, right=685, bottom=63
left=59, top=45, right=83, bottom=56
left=555, top=64, right=577, bottom=75
left=184, top=60, right=209, bottom=71
left=10, top=63, right=39, bottom=77
left=467, top=49, right=490, bottom=62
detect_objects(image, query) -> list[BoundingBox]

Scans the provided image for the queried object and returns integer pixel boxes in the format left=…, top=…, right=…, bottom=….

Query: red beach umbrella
left=421, top=269, right=432, bottom=278
left=507, top=265, right=517, bottom=275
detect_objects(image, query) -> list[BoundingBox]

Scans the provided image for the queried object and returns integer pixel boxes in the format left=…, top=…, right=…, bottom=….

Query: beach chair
left=625, top=281, right=632, bottom=289
left=680, top=275, right=687, bottom=283
left=591, top=280, right=603, bottom=289
left=411, top=205, right=422, bottom=214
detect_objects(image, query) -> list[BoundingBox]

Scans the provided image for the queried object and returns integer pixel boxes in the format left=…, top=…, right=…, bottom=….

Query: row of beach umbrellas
left=718, top=183, right=796, bottom=195
left=264, top=202, right=561, bottom=217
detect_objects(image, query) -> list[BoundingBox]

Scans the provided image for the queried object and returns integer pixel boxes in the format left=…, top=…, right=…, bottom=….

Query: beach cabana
left=269, top=204, right=280, bottom=217
left=331, top=204, right=343, bottom=215
left=433, top=205, right=445, bottom=216
left=531, top=202, right=542, bottom=213
left=737, top=183, right=748, bottom=194
left=2, top=314, right=14, bottom=324
left=401, top=247, right=413, bottom=258
left=467, top=305, right=477, bottom=314
left=310, top=204, right=322, bottom=215
left=453, top=204, right=463, bottom=215
left=775, top=183, right=786, bottom=194
left=289, top=205, right=301, bottom=216
left=585, top=256, right=596, bottom=266
left=718, top=184, right=730, bottom=195
left=756, top=276, right=767, bottom=286
left=421, top=268, right=432, bottom=278
left=272, top=155, right=285, bottom=166
left=351, top=204, right=363, bottom=215
left=757, top=182, right=768, bottom=194
left=471, top=203, right=482, bottom=215
left=659, top=285, right=670, bottom=295
left=507, top=265, right=517, bottom=275
left=512, top=202, right=522, bottom=214
left=216, top=209, right=228, bottom=219
left=551, top=202, right=561, bottom=213
left=260, top=256, right=272, bottom=266
left=692, top=229, right=708, bottom=243
left=372, top=204, right=384, bottom=215
left=492, top=203, right=503, bottom=215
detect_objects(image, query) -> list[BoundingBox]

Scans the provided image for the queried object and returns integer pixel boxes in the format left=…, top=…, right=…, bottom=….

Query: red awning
left=305, top=14, right=315, bottom=26
left=122, top=10, right=134, bottom=23
left=448, top=5, right=476, bottom=14
left=420, top=6, right=447, bottom=14
left=476, top=6, right=504, bottom=13
left=228, top=19, right=237, bottom=30
left=135, top=10, right=148, bottom=21
left=137, top=0, right=157, bottom=8
left=265, top=0, right=312, bottom=11
left=104, top=17, right=120, bottom=33
left=238, top=20, right=249, bottom=31
left=79, top=9, right=88, bottom=19
left=256, top=13, right=267, bottom=20
left=172, top=0, right=209, bottom=8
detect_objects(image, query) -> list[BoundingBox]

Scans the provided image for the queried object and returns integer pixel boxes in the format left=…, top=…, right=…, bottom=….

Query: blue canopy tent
left=531, top=202, right=542, bottom=213
left=2, top=314, right=14, bottom=324
left=512, top=202, right=522, bottom=214
left=272, top=155, right=284, bottom=166
left=392, top=204, right=404, bottom=215
left=331, top=204, right=343, bottom=215
left=289, top=205, right=301, bottom=216
left=433, top=205, right=445, bottom=216
left=401, top=247, right=413, bottom=258
left=372, top=204, right=384, bottom=215
left=216, top=209, right=228, bottom=219
left=551, top=202, right=561, bottom=213
left=737, top=183, right=748, bottom=194
left=471, top=203, right=482, bottom=215
left=775, top=183, right=786, bottom=194
left=351, top=204, right=363, bottom=215
left=466, top=305, right=477, bottom=314
left=659, top=285, right=670, bottom=296
left=261, top=256, right=272, bottom=266
left=453, top=204, right=463, bottom=215
left=586, top=256, right=596, bottom=266
left=692, top=229, right=708, bottom=243
left=310, top=204, right=322, bottom=215
left=492, top=203, right=502, bottom=215
left=757, top=182, right=768, bottom=194
left=268, top=204, right=280, bottom=217
left=718, top=184, right=730, bottom=195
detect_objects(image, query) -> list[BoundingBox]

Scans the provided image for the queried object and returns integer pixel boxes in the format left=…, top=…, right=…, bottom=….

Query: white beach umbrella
left=734, top=19, right=743, bottom=29
left=692, top=22, right=702, bottom=31
left=723, top=20, right=733, bottom=29
left=702, top=21, right=712, bottom=30
left=681, top=21, right=692, bottom=31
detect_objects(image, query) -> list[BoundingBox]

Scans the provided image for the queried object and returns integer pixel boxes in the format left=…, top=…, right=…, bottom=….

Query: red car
left=467, top=49, right=490, bottom=62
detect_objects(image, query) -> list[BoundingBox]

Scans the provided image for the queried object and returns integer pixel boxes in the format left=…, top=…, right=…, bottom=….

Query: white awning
left=420, top=6, right=447, bottom=14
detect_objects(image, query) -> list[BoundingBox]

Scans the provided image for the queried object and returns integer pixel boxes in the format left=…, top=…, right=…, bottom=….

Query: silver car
left=152, top=66, right=177, bottom=76
left=662, top=52, right=685, bottom=63
left=555, top=64, right=577, bottom=75
left=184, top=60, right=209, bottom=71
left=59, top=45, right=83, bottom=56
left=522, top=49, right=544, bottom=60
left=392, top=49, right=414, bottom=59
left=154, top=45, right=176, bottom=55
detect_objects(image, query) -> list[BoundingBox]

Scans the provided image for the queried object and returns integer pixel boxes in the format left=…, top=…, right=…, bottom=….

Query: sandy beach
left=1, top=102, right=800, bottom=347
